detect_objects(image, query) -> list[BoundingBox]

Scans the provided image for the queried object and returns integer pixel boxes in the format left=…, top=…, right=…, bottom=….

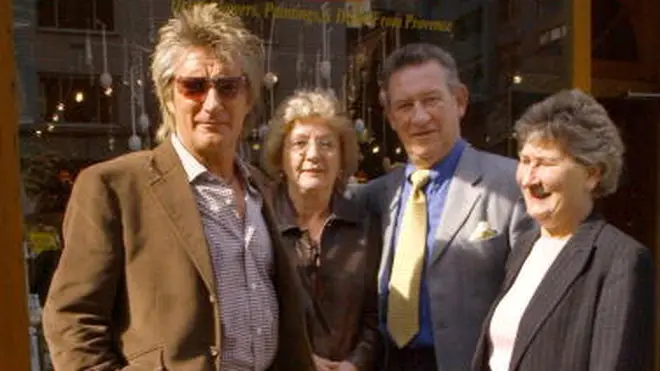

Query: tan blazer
left=42, top=141, right=314, bottom=371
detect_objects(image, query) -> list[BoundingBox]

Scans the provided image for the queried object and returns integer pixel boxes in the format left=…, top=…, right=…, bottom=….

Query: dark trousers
left=377, top=339, right=437, bottom=371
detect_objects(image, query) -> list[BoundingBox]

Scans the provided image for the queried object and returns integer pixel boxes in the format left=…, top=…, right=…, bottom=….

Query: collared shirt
left=171, top=134, right=278, bottom=370
left=273, top=188, right=381, bottom=369
left=386, top=138, right=467, bottom=347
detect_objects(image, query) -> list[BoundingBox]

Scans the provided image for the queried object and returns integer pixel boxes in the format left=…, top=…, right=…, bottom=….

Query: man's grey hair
left=515, top=89, right=625, bottom=198
left=379, top=43, right=462, bottom=106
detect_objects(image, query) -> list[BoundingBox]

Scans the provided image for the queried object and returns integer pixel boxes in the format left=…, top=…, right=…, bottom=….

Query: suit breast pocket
left=469, top=231, right=508, bottom=254
left=462, top=233, right=509, bottom=288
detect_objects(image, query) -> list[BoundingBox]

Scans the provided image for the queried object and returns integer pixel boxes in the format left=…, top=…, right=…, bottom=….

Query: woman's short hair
left=515, top=89, right=625, bottom=198
left=150, top=2, right=264, bottom=142
left=262, top=89, right=359, bottom=190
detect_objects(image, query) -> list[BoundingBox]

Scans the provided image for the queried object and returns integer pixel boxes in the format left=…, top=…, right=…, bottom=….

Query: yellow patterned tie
left=388, top=169, right=431, bottom=348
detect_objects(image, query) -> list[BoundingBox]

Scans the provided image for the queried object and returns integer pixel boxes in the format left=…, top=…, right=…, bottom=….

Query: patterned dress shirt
left=172, top=135, right=278, bottom=370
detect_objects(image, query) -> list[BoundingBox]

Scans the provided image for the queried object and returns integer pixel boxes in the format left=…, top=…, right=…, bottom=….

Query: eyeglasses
left=286, top=137, right=338, bottom=154
left=174, top=75, right=247, bottom=102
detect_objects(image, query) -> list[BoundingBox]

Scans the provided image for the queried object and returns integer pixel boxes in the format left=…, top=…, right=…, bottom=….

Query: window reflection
left=37, top=0, right=115, bottom=31
left=39, top=73, right=116, bottom=124
left=15, top=0, right=659, bottom=369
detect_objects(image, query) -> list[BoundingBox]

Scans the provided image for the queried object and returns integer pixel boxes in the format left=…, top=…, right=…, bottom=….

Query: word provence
left=171, top=0, right=453, bottom=32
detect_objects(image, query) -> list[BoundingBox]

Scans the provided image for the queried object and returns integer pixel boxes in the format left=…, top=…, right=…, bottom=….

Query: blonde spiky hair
left=150, top=2, right=264, bottom=142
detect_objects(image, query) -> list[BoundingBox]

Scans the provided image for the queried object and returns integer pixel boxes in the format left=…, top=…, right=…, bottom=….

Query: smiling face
left=384, top=60, right=468, bottom=169
left=282, top=117, right=341, bottom=196
left=167, top=46, right=251, bottom=160
left=517, top=138, right=601, bottom=237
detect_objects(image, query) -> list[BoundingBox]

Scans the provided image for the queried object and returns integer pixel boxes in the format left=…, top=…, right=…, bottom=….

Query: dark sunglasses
left=174, top=75, right=247, bottom=101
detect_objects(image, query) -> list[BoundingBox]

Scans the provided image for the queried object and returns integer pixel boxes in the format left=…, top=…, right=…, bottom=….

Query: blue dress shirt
left=384, top=139, right=466, bottom=347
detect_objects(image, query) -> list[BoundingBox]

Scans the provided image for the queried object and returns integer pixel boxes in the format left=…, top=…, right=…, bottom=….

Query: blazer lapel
left=241, top=167, right=301, bottom=298
left=377, top=168, right=405, bottom=295
left=508, top=216, right=606, bottom=370
left=502, top=228, right=539, bottom=292
left=146, top=141, right=216, bottom=293
left=241, top=166, right=313, bottom=369
left=472, top=227, right=538, bottom=370
left=429, top=147, right=482, bottom=265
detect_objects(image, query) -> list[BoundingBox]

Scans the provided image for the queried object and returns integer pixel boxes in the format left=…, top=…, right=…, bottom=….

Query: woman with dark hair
left=472, top=89, right=654, bottom=371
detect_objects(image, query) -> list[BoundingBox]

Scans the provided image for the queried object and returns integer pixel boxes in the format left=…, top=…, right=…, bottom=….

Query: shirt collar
left=171, top=134, right=207, bottom=182
left=275, top=185, right=362, bottom=234
left=404, top=138, right=467, bottom=184
left=170, top=133, right=253, bottom=188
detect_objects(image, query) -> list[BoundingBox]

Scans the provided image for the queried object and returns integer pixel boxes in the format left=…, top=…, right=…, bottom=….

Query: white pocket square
left=469, top=221, right=498, bottom=241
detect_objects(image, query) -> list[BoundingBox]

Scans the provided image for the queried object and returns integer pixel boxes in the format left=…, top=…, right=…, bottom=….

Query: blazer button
left=209, top=346, right=219, bottom=357
left=209, top=295, right=216, bottom=303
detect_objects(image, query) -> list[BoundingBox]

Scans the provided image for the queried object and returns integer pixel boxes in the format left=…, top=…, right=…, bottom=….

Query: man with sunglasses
left=42, top=4, right=314, bottom=371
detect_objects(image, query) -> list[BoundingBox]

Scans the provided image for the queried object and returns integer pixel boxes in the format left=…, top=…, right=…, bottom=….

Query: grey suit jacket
left=351, top=145, right=531, bottom=371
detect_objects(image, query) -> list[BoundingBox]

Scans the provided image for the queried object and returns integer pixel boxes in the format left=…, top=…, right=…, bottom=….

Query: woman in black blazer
left=472, top=89, right=654, bottom=371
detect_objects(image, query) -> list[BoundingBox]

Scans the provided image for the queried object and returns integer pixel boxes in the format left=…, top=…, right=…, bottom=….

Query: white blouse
left=488, top=235, right=569, bottom=371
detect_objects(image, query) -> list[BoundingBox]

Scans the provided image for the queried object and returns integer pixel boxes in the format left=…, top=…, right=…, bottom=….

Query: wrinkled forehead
left=386, top=62, right=453, bottom=101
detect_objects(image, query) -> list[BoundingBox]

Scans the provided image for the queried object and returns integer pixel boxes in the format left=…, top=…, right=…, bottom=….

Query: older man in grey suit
left=352, top=43, right=531, bottom=371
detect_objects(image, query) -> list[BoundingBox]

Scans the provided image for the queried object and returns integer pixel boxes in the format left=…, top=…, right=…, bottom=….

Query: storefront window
left=37, top=0, right=115, bottom=30
left=13, top=0, right=583, bottom=368
left=39, top=73, right=117, bottom=124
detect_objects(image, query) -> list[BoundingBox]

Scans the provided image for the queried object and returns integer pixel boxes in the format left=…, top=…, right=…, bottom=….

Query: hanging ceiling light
left=513, top=74, right=523, bottom=84
left=354, top=118, right=365, bottom=132
left=128, top=134, right=142, bottom=151
left=138, top=113, right=150, bottom=133
left=263, top=72, right=278, bottom=90
left=100, top=72, right=113, bottom=90
left=99, top=21, right=112, bottom=90
left=320, top=60, right=331, bottom=80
